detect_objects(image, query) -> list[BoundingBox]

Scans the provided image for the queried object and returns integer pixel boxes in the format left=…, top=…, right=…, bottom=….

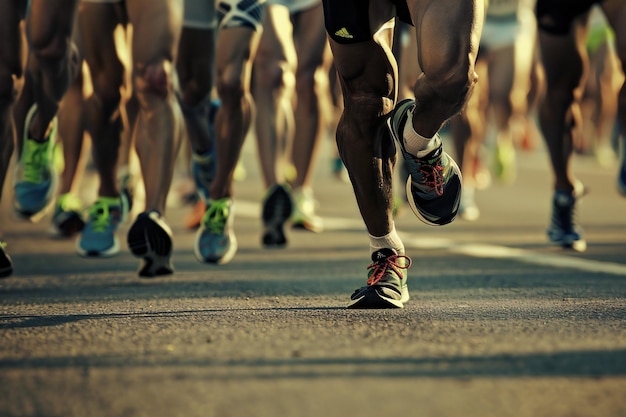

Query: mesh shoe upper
left=348, top=248, right=411, bottom=309
left=387, top=99, right=462, bottom=226
left=14, top=105, right=58, bottom=218
left=77, top=197, right=122, bottom=257
left=194, top=198, right=237, bottom=264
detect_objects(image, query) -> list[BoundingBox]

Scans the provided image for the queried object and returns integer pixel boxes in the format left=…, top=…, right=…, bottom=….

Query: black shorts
left=535, top=0, right=604, bottom=35
left=322, top=0, right=412, bottom=44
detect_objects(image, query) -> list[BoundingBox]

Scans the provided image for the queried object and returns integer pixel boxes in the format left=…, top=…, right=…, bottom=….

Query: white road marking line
left=236, top=199, right=626, bottom=276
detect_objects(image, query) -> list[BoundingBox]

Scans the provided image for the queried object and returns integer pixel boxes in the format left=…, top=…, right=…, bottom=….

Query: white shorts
left=268, top=0, right=320, bottom=14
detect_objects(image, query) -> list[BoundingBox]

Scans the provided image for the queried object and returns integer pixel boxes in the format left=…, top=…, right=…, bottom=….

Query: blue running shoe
left=348, top=248, right=412, bottom=309
left=0, top=242, right=13, bottom=278
left=127, top=211, right=174, bottom=277
left=77, top=197, right=122, bottom=257
left=52, top=193, right=85, bottom=237
left=194, top=198, right=237, bottom=264
left=547, top=191, right=587, bottom=252
left=387, top=99, right=462, bottom=226
left=13, top=104, right=58, bottom=220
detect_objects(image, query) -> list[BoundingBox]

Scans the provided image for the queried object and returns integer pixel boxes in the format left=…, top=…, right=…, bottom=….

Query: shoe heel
left=138, top=254, right=173, bottom=277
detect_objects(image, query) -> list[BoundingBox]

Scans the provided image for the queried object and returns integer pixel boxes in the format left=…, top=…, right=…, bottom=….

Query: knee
left=90, top=70, right=124, bottom=119
left=216, top=63, right=246, bottom=103
left=294, top=66, right=317, bottom=101
left=254, top=57, right=293, bottom=92
left=135, top=59, right=176, bottom=100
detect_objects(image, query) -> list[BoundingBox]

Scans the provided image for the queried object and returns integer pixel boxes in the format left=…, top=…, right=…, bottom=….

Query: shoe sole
left=127, top=212, right=174, bottom=277
left=347, top=287, right=409, bottom=309
left=76, top=237, right=120, bottom=258
left=193, top=230, right=238, bottom=265
left=262, top=186, right=293, bottom=247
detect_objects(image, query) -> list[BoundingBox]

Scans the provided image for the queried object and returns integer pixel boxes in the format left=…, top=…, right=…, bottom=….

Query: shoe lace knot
left=418, top=157, right=445, bottom=196
left=203, top=201, right=229, bottom=234
left=367, top=254, right=412, bottom=286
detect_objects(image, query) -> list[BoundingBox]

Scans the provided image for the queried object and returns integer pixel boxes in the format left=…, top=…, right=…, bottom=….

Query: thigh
left=292, top=3, right=327, bottom=70
left=78, top=2, right=123, bottom=82
left=27, top=0, right=78, bottom=49
left=0, top=0, right=24, bottom=79
left=126, top=0, right=184, bottom=65
left=256, top=5, right=294, bottom=67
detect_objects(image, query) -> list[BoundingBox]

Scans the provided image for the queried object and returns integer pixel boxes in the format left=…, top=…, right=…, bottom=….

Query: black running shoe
left=0, top=242, right=13, bottom=278
left=547, top=191, right=586, bottom=252
left=387, top=99, right=462, bottom=226
left=127, top=211, right=174, bottom=277
left=348, top=248, right=411, bottom=309
left=261, top=184, right=293, bottom=247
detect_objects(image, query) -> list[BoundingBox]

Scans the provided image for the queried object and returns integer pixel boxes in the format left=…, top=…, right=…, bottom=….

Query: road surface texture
left=1, top=137, right=625, bottom=417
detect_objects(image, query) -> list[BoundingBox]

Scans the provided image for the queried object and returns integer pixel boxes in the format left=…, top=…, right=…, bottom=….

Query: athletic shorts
left=184, top=0, right=217, bottom=29
left=480, top=14, right=520, bottom=51
left=535, top=0, right=604, bottom=35
left=322, top=0, right=411, bottom=44
left=269, top=0, right=320, bottom=14
left=217, top=0, right=267, bottom=31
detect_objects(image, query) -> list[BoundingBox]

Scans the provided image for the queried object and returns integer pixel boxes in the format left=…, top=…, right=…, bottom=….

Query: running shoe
left=387, top=99, right=462, bottom=226
left=194, top=198, right=237, bottom=264
left=348, top=248, right=412, bottom=309
left=262, top=184, right=293, bottom=247
left=76, top=197, right=122, bottom=257
left=291, top=188, right=323, bottom=233
left=458, top=185, right=480, bottom=222
left=127, top=210, right=174, bottom=277
left=547, top=190, right=587, bottom=252
left=13, top=104, right=58, bottom=220
left=0, top=241, right=13, bottom=278
left=52, top=193, right=85, bottom=237
left=493, top=140, right=517, bottom=184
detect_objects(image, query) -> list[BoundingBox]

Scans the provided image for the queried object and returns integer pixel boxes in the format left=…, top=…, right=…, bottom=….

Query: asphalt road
left=1, top=138, right=626, bottom=417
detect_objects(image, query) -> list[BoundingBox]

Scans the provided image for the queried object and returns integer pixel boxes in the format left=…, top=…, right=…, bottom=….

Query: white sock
left=369, top=223, right=405, bottom=256
left=402, top=108, right=441, bottom=157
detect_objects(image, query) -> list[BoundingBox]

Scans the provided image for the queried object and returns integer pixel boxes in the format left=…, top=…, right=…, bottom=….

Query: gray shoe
left=348, top=248, right=411, bottom=309
left=387, top=99, right=462, bottom=226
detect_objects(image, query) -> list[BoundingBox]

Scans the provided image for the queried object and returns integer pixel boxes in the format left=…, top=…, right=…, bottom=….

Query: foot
left=261, top=184, right=293, bottom=247
left=194, top=198, right=237, bottom=265
left=547, top=190, right=587, bottom=252
left=291, top=188, right=323, bottom=233
left=76, top=197, right=122, bottom=257
left=387, top=99, right=462, bottom=226
left=13, top=104, right=58, bottom=221
left=52, top=193, right=85, bottom=237
left=348, top=248, right=411, bottom=309
left=127, top=211, right=174, bottom=277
